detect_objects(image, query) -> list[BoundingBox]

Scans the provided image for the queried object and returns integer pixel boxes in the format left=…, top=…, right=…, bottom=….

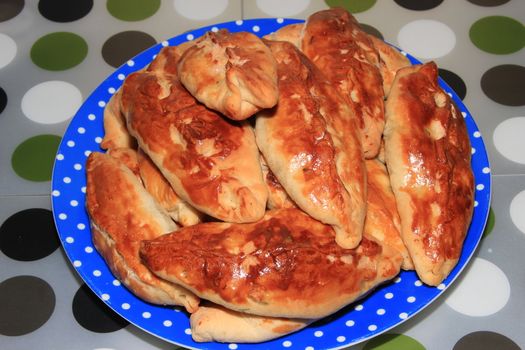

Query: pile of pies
left=85, top=8, right=475, bottom=344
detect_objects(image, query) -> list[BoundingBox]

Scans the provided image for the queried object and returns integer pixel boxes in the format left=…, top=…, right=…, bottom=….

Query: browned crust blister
left=85, top=7, right=475, bottom=344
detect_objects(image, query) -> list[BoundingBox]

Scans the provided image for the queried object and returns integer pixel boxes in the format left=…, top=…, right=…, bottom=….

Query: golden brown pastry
left=137, top=149, right=202, bottom=227
left=367, top=34, right=411, bottom=97
left=121, top=46, right=268, bottom=223
left=85, top=152, right=199, bottom=311
left=100, top=89, right=136, bottom=150
left=106, top=147, right=140, bottom=178
left=301, top=8, right=384, bottom=159
left=365, top=159, right=413, bottom=270
left=263, top=23, right=304, bottom=48
left=177, top=30, right=278, bottom=120
left=255, top=40, right=366, bottom=249
left=140, top=208, right=402, bottom=319
left=190, top=303, right=311, bottom=343
left=259, top=154, right=296, bottom=210
left=383, top=62, right=474, bottom=286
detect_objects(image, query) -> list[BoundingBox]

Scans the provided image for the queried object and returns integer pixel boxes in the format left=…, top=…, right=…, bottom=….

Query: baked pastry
left=190, top=303, right=311, bottom=343
left=263, top=23, right=304, bottom=48
left=301, top=8, right=384, bottom=159
left=86, top=151, right=199, bottom=311
left=100, top=89, right=136, bottom=150
left=106, top=147, right=140, bottom=178
left=365, top=159, right=413, bottom=270
left=177, top=30, right=278, bottom=120
left=121, top=46, right=268, bottom=223
left=259, top=154, right=296, bottom=210
left=140, top=208, right=402, bottom=319
left=367, top=34, right=411, bottom=97
left=137, top=149, right=202, bottom=227
left=255, top=40, right=366, bottom=249
left=383, top=62, right=474, bottom=286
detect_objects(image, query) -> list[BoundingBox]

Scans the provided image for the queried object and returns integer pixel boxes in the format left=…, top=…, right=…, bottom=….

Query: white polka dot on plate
left=477, top=184, right=485, bottom=191
left=21, top=81, right=82, bottom=124
left=93, top=270, right=102, bottom=277
left=56, top=153, right=64, bottom=160
left=63, top=177, right=71, bottom=184
left=377, top=308, right=386, bottom=315
left=113, top=279, right=121, bottom=286
left=84, top=246, right=93, bottom=253
left=95, top=136, right=102, bottom=143
left=58, top=213, right=67, bottom=220
left=368, top=324, right=377, bottom=331
left=52, top=190, right=60, bottom=197
left=98, top=101, right=106, bottom=107
left=70, top=200, right=78, bottom=207
left=184, top=328, right=192, bottom=335
left=88, top=113, right=96, bottom=121
left=354, top=304, right=364, bottom=311
left=282, top=340, right=292, bottom=347
left=445, top=257, right=510, bottom=316
left=314, top=330, right=323, bottom=337
left=77, top=127, right=86, bottom=134
left=142, top=312, right=151, bottom=319
left=122, top=303, right=130, bottom=310
left=510, top=189, right=525, bottom=234
left=397, top=20, right=456, bottom=59
left=407, top=296, right=416, bottom=303
left=77, top=223, right=86, bottom=230
left=67, top=140, right=75, bottom=147
left=385, top=292, right=394, bottom=299
left=65, top=237, right=74, bottom=243
left=127, top=60, right=134, bottom=67
left=252, top=25, right=260, bottom=32
left=74, top=163, right=82, bottom=170
left=399, top=312, right=408, bottom=319
left=256, top=0, right=310, bottom=17
left=345, top=320, right=355, bottom=327
left=118, top=74, right=125, bottom=81
left=173, top=0, right=228, bottom=20
left=73, top=260, right=82, bottom=267
left=493, top=117, right=525, bottom=164
left=0, top=33, right=17, bottom=69
left=228, top=344, right=238, bottom=350
left=337, top=336, right=346, bottom=342
left=101, top=293, right=110, bottom=301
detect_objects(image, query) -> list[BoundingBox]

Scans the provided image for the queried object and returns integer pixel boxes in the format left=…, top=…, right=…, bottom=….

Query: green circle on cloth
left=30, top=32, right=88, bottom=71
left=363, top=333, right=426, bottom=350
left=107, top=0, right=161, bottom=21
left=325, top=0, right=377, bottom=13
left=470, top=16, right=525, bottom=54
left=483, top=207, right=495, bottom=238
left=11, top=134, right=61, bottom=182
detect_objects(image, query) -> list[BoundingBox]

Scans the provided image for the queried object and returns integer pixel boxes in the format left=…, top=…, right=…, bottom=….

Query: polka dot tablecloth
left=0, top=1, right=523, bottom=350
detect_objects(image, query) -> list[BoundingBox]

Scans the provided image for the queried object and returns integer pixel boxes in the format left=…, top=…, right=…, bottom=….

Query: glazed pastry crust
left=190, top=303, right=311, bottom=343
left=86, top=152, right=199, bottom=311
left=367, top=34, right=411, bottom=97
left=121, top=46, right=268, bottom=223
left=383, top=62, right=474, bottom=286
left=365, top=159, right=414, bottom=270
left=140, top=208, right=402, bottom=319
left=255, top=40, right=366, bottom=249
left=137, top=149, right=202, bottom=227
left=301, top=8, right=384, bottom=159
left=178, top=30, right=278, bottom=120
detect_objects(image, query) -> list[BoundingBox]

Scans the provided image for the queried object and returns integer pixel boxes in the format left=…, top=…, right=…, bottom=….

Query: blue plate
left=51, top=18, right=491, bottom=350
